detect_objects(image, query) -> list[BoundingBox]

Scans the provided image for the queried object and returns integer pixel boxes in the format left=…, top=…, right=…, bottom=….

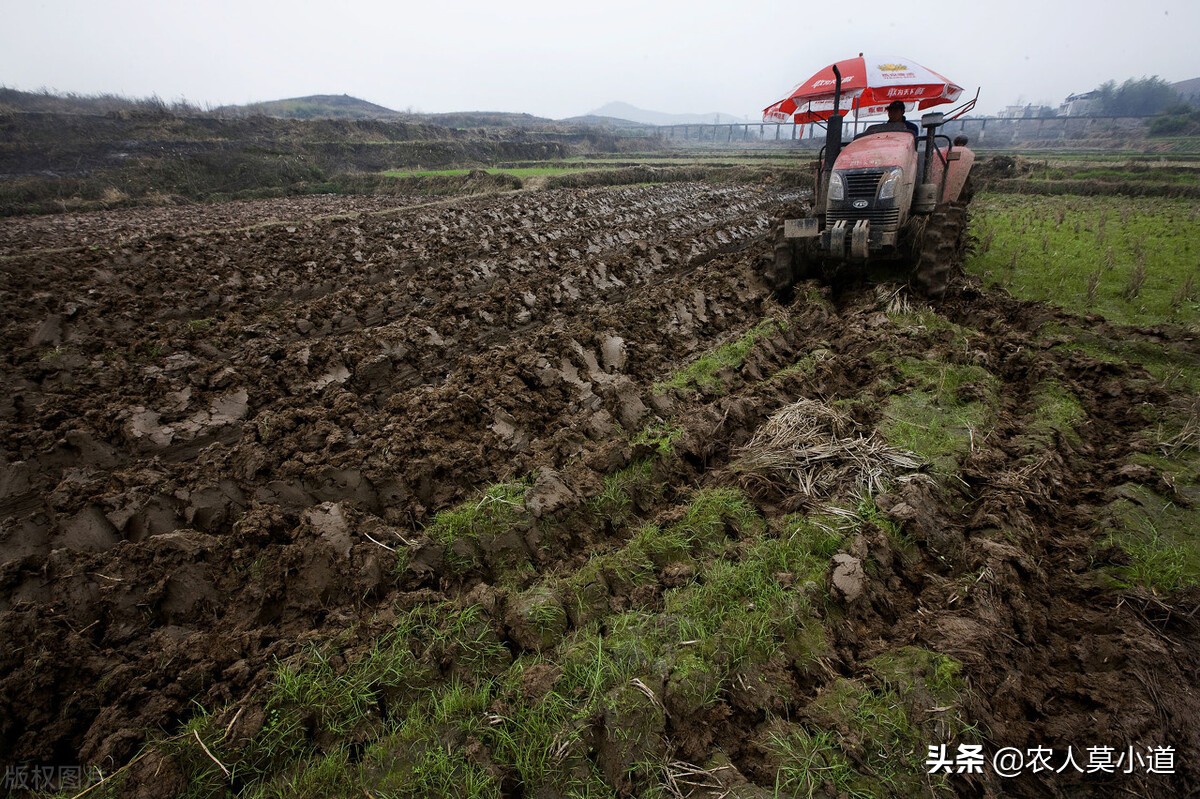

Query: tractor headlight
left=877, top=167, right=903, bottom=200
left=829, top=171, right=845, bottom=201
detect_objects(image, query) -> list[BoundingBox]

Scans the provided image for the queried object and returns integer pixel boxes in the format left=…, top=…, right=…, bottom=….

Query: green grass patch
left=879, top=358, right=999, bottom=476
left=586, top=459, right=663, bottom=529
left=654, top=317, right=786, bottom=395
left=361, top=681, right=500, bottom=799
left=551, top=152, right=806, bottom=167
left=763, top=647, right=970, bottom=797
left=767, top=726, right=860, bottom=797
left=665, top=553, right=826, bottom=673
left=1103, top=483, right=1200, bottom=594
left=1132, top=448, right=1200, bottom=487
left=671, top=486, right=765, bottom=548
left=383, top=167, right=474, bottom=177
left=486, top=657, right=611, bottom=796
left=572, top=486, right=764, bottom=616
left=241, top=745, right=359, bottom=799
left=661, top=512, right=835, bottom=679
left=967, top=192, right=1200, bottom=327
left=559, top=491, right=835, bottom=727
left=1067, top=167, right=1199, bottom=185
left=1029, top=379, right=1087, bottom=444
left=1015, top=159, right=1200, bottom=186
left=423, top=478, right=533, bottom=576
left=346, top=514, right=827, bottom=797
left=887, top=308, right=975, bottom=350
left=770, top=345, right=834, bottom=383
left=847, top=497, right=916, bottom=560
left=631, top=419, right=684, bottom=456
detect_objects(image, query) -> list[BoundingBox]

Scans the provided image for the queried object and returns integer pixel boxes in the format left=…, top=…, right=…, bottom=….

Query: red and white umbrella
left=763, top=55, right=963, bottom=123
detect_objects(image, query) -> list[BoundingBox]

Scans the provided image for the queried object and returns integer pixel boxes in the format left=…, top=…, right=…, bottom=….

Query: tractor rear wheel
left=911, top=202, right=969, bottom=299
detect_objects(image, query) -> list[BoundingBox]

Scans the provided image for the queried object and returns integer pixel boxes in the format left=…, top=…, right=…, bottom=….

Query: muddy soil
left=0, top=181, right=789, bottom=763
left=1, top=182, right=1197, bottom=797
left=0, top=194, right=433, bottom=259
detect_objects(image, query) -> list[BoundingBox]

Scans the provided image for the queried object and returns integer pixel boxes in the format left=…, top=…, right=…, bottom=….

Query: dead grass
left=728, top=399, right=922, bottom=506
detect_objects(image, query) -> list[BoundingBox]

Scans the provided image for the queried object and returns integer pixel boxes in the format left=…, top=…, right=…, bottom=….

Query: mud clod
left=830, top=554, right=866, bottom=602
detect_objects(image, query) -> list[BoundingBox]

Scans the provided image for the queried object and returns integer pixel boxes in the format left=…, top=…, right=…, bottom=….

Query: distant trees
left=1085, top=77, right=1198, bottom=135
left=1149, top=102, right=1200, bottom=136
left=0, top=86, right=202, bottom=116
left=1094, top=76, right=1180, bottom=117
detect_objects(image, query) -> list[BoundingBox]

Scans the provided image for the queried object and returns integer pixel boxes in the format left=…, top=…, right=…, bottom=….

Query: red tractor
left=767, top=61, right=977, bottom=300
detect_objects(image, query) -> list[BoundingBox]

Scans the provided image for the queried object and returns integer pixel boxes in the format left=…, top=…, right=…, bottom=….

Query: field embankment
left=0, top=111, right=658, bottom=215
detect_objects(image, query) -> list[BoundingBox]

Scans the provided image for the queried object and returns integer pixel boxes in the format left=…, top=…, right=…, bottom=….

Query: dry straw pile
left=730, top=398, right=922, bottom=505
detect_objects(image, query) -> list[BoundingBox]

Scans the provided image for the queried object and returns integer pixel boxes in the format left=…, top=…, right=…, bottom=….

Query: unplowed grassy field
left=2, top=165, right=1198, bottom=798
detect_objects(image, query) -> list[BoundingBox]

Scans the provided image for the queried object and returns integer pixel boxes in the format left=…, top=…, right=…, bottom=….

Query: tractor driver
left=860, top=100, right=921, bottom=142
left=886, top=100, right=920, bottom=139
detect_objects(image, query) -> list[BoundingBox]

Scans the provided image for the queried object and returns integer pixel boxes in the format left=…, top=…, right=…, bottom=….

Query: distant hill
left=561, top=114, right=656, bottom=130
left=0, top=88, right=407, bottom=120
left=582, top=101, right=750, bottom=127
left=220, top=100, right=561, bottom=127
left=217, top=94, right=405, bottom=120
left=419, top=111, right=556, bottom=128
left=0, top=87, right=755, bottom=129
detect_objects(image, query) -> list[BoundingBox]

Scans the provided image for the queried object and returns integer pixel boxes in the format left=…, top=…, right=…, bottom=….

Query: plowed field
left=1, top=182, right=1197, bottom=798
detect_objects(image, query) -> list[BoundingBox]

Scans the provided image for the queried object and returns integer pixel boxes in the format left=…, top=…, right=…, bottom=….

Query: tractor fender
left=941, top=147, right=976, bottom=203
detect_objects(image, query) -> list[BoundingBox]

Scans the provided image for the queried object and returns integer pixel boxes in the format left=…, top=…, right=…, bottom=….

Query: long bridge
left=654, top=116, right=1155, bottom=145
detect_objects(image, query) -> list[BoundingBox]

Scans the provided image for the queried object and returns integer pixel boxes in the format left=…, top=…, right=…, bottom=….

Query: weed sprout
left=1125, top=254, right=1147, bottom=300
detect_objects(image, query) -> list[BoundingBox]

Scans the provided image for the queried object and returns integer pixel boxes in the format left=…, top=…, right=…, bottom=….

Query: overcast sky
left=2, top=0, right=1197, bottom=120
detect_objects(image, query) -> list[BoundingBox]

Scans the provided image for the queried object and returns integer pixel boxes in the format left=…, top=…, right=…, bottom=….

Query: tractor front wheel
left=769, top=235, right=819, bottom=303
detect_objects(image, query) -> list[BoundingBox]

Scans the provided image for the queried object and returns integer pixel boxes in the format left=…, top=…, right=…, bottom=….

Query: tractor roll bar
left=941, top=89, right=979, bottom=122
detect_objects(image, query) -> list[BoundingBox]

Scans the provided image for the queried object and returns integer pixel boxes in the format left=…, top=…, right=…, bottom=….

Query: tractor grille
left=827, top=206, right=901, bottom=230
left=844, top=170, right=886, bottom=199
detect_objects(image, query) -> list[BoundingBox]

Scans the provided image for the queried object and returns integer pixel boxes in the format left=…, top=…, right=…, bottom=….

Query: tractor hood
left=834, top=131, right=918, bottom=173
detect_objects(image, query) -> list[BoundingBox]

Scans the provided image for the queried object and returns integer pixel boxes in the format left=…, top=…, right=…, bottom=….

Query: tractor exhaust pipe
left=824, top=65, right=844, bottom=174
